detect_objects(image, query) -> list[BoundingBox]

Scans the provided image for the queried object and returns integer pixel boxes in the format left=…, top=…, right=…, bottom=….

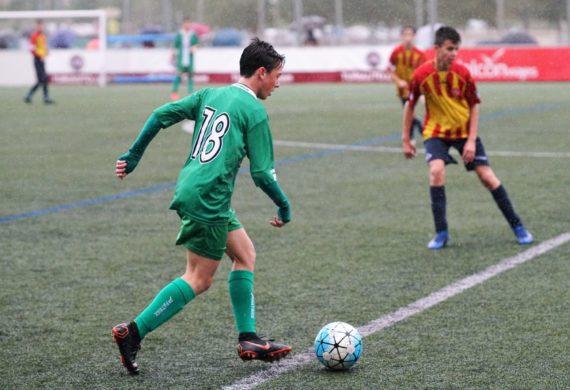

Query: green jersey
left=154, top=83, right=278, bottom=224
left=174, top=30, right=199, bottom=69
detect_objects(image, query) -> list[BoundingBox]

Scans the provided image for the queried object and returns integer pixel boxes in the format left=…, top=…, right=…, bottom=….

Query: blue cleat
left=513, top=225, right=533, bottom=245
left=427, top=230, right=448, bottom=250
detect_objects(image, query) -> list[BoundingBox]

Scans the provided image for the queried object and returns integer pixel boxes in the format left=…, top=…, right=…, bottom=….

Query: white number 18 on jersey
left=191, top=107, right=231, bottom=163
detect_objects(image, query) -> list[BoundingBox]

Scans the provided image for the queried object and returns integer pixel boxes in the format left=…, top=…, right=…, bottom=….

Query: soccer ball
left=314, top=322, right=363, bottom=370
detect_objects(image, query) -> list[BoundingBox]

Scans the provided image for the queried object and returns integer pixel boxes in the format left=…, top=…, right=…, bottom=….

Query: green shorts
left=175, top=210, right=242, bottom=260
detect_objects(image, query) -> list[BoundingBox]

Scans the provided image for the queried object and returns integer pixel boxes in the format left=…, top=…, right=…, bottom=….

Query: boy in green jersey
left=170, top=17, right=199, bottom=100
left=112, top=39, right=292, bottom=374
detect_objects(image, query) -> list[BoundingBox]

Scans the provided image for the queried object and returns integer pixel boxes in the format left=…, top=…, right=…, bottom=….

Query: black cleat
left=24, top=96, right=32, bottom=104
left=237, top=337, right=292, bottom=362
left=112, top=322, right=141, bottom=374
left=44, top=98, right=55, bottom=105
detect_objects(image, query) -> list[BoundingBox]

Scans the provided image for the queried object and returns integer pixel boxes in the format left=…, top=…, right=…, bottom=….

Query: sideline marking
left=273, top=140, right=570, bottom=159
left=223, top=231, right=570, bottom=390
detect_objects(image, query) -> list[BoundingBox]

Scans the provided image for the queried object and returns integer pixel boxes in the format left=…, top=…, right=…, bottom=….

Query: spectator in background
left=24, top=20, right=54, bottom=105
left=304, top=29, right=319, bottom=46
left=389, top=26, right=425, bottom=140
left=171, top=17, right=199, bottom=101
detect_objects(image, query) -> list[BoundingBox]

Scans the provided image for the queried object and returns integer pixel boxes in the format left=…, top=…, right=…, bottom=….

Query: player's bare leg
left=474, top=165, right=500, bottom=190
left=226, top=228, right=256, bottom=272
left=226, top=228, right=292, bottom=362
left=182, top=250, right=220, bottom=295
left=429, top=159, right=446, bottom=187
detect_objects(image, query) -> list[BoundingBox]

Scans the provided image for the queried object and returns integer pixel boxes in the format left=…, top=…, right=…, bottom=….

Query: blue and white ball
left=314, top=322, right=363, bottom=370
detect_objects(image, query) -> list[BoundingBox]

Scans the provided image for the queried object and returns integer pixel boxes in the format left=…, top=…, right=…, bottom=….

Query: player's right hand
left=270, top=204, right=291, bottom=227
left=115, top=160, right=128, bottom=179
left=116, top=151, right=141, bottom=179
left=269, top=216, right=286, bottom=228
left=402, top=141, right=416, bottom=159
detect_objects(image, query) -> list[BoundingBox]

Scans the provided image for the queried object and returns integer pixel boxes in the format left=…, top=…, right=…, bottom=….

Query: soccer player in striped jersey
left=112, top=39, right=292, bottom=374
left=402, top=26, right=533, bottom=249
left=389, top=26, right=426, bottom=140
left=24, top=20, right=54, bottom=104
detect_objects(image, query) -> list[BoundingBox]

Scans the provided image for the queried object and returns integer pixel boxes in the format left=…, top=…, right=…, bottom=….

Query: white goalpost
left=0, top=9, right=108, bottom=86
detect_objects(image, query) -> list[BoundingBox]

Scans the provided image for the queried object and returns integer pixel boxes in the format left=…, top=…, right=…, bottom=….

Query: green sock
left=187, top=75, right=194, bottom=94
left=172, top=75, right=181, bottom=92
left=228, top=270, right=256, bottom=334
left=134, top=277, right=195, bottom=339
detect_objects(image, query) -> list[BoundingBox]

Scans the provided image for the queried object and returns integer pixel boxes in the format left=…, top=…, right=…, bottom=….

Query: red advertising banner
left=454, top=47, right=570, bottom=82
left=295, top=47, right=570, bottom=82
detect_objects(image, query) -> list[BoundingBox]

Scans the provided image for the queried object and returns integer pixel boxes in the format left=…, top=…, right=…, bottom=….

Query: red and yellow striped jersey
left=409, top=60, right=481, bottom=140
left=30, top=31, right=47, bottom=59
left=389, top=45, right=426, bottom=98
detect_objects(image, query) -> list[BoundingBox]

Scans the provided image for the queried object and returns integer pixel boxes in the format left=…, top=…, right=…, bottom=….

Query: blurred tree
left=0, top=0, right=567, bottom=31
left=506, top=0, right=566, bottom=25
left=299, top=0, right=416, bottom=26
left=438, top=0, right=496, bottom=27
left=189, top=0, right=259, bottom=29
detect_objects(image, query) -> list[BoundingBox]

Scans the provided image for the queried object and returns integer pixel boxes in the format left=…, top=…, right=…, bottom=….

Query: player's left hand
left=269, top=216, right=286, bottom=228
left=462, top=140, right=476, bottom=163
left=402, top=140, right=416, bottom=159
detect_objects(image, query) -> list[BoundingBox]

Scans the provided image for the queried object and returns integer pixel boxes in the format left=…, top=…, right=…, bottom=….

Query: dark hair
left=435, top=26, right=461, bottom=46
left=401, top=25, right=416, bottom=34
left=239, top=38, right=285, bottom=77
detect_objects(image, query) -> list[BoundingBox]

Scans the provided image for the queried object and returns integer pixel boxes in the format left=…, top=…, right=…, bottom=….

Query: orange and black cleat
left=237, top=337, right=292, bottom=362
left=112, top=322, right=141, bottom=374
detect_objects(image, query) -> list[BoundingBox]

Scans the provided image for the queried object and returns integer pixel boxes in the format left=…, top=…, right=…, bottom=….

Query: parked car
left=478, top=31, right=538, bottom=46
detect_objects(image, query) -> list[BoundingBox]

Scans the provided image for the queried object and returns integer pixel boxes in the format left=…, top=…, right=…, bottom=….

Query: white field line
left=223, top=231, right=570, bottom=390
left=273, top=140, right=570, bottom=158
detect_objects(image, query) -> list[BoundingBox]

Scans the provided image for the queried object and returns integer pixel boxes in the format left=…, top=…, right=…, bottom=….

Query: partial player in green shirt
left=112, top=39, right=292, bottom=375
left=171, top=17, right=199, bottom=100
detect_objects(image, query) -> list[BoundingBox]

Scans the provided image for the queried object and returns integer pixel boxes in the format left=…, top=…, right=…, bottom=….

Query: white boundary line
left=273, top=140, right=570, bottom=159
left=224, top=231, right=570, bottom=390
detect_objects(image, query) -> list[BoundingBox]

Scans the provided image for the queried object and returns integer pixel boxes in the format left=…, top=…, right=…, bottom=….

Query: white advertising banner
left=0, top=46, right=394, bottom=86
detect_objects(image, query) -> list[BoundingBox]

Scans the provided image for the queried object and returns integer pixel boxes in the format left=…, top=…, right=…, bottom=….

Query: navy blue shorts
left=424, top=136, right=489, bottom=171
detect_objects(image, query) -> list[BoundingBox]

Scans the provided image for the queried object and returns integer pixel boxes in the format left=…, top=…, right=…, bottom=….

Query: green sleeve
left=153, top=89, right=203, bottom=128
left=117, top=113, right=163, bottom=174
left=258, top=180, right=291, bottom=223
left=247, top=117, right=275, bottom=187
left=247, top=118, right=291, bottom=222
left=174, top=32, right=181, bottom=50
left=191, top=32, right=199, bottom=46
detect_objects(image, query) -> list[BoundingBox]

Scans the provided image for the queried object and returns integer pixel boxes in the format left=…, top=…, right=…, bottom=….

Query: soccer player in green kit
left=170, top=17, right=199, bottom=101
left=112, top=39, right=292, bottom=374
